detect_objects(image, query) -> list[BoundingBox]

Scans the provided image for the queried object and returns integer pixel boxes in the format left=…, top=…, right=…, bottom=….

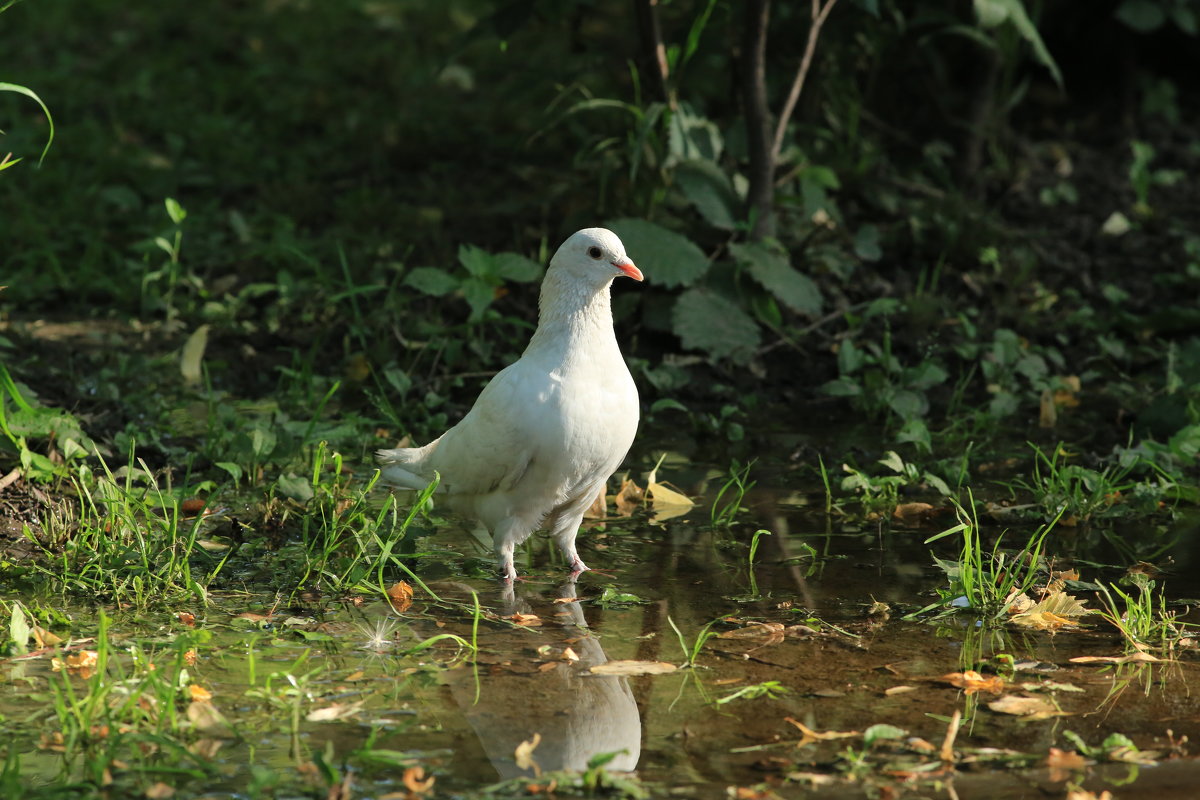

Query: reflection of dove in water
left=444, top=583, right=641, bottom=778
left=378, top=228, right=643, bottom=582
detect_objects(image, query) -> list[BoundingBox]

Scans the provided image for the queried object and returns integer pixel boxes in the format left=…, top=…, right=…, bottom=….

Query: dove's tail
left=376, top=447, right=438, bottom=491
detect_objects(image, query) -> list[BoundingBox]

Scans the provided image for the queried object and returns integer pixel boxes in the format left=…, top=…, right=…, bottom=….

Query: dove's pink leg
left=548, top=507, right=591, bottom=576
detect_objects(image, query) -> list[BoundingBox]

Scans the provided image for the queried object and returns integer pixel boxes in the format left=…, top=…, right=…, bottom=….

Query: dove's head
left=552, top=228, right=643, bottom=284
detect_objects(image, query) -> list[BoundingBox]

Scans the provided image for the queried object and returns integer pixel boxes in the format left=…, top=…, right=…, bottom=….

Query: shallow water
left=4, top=471, right=1200, bottom=798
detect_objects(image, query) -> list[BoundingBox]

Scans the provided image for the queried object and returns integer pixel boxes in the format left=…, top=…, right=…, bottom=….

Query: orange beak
left=613, top=258, right=644, bottom=282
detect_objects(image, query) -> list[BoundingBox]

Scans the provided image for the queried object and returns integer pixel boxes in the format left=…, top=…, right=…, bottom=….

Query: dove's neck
left=525, top=269, right=617, bottom=363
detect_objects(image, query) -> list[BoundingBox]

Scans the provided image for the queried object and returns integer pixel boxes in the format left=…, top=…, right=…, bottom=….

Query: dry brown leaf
left=188, top=685, right=212, bottom=702
left=386, top=581, right=414, bottom=613
left=719, top=622, right=786, bottom=640
left=942, top=670, right=1004, bottom=695
left=402, top=766, right=435, bottom=795
left=176, top=612, right=197, bottom=627
left=144, top=782, right=175, bottom=799
left=52, top=650, right=99, bottom=679
left=552, top=596, right=581, bottom=604
left=306, top=701, right=365, bottom=723
left=515, top=733, right=542, bottom=776
left=562, top=647, right=579, bottom=662
left=784, top=717, right=859, bottom=748
left=1039, top=388, right=1058, bottom=428
left=885, top=685, right=917, bottom=696
left=537, top=662, right=559, bottom=673
left=1070, top=652, right=1159, bottom=665
left=187, top=700, right=233, bottom=735
left=1065, top=790, right=1112, bottom=800
left=31, top=626, right=63, bottom=647
left=589, top=660, right=677, bottom=676
left=189, top=738, right=224, bottom=759
left=1046, top=747, right=1088, bottom=782
left=507, top=612, right=542, bottom=627
left=892, top=502, right=940, bottom=523
left=614, top=478, right=644, bottom=516
left=986, top=694, right=1061, bottom=717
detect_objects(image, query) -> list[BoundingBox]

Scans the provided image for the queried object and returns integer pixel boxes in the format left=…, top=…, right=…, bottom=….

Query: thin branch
left=770, top=0, right=840, bottom=164
left=742, top=0, right=775, bottom=240
left=632, top=0, right=670, bottom=105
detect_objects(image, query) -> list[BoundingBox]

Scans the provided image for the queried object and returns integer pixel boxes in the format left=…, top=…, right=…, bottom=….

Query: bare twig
left=771, top=0, right=840, bottom=163
left=632, top=0, right=670, bottom=105
left=742, top=0, right=775, bottom=240
left=0, top=467, right=21, bottom=492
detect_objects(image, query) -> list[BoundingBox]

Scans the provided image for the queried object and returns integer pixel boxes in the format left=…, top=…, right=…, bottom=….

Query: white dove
left=378, top=228, right=643, bottom=581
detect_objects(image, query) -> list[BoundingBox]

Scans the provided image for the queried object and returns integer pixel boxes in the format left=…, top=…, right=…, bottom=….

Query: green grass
left=912, top=492, right=1061, bottom=622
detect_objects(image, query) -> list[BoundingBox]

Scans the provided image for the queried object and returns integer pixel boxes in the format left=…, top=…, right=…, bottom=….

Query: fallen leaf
left=144, top=782, right=175, bottom=799
left=187, top=700, right=233, bottom=735
left=942, top=670, right=1004, bottom=695
left=885, top=685, right=917, bottom=696
left=180, top=497, right=207, bottom=516
left=1070, top=652, right=1159, bottom=664
left=719, top=622, right=786, bottom=640
left=386, top=581, right=413, bottom=613
left=176, top=612, right=196, bottom=627
left=180, top=324, right=209, bottom=386
left=515, top=733, right=542, bottom=776
left=892, top=502, right=940, bottom=523
left=614, top=478, right=645, bottom=516
left=986, top=694, right=1061, bottom=717
left=188, top=685, right=212, bottom=702
left=507, top=612, right=542, bottom=627
left=589, top=660, right=677, bottom=676
left=562, top=647, right=579, bottom=662
left=1046, top=747, right=1088, bottom=781
left=784, top=717, right=859, bottom=748
left=306, top=701, right=365, bottom=722
left=189, top=739, right=224, bottom=759
left=1066, top=790, right=1113, bottom=800
left=402, top=766, right=435, bottom=795
left=52, top=650, right=99, bottom=679
left=31, top=626, right=63, bottom=647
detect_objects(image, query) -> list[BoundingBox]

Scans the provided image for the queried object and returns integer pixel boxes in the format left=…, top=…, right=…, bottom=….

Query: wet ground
left=3, top=470, right=1200, bottom=798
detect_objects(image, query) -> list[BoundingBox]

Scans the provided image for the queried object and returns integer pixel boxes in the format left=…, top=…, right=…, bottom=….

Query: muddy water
left=4, top=482, right=1200, bottom=798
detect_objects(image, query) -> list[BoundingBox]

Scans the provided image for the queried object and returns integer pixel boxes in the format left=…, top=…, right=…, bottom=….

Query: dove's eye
left=587, top=246, right=603, bottom=259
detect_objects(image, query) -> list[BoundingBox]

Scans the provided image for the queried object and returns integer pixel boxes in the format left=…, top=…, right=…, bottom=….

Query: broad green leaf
left=977, top=0, right=1063, bottom=87
left=250, top=426, right=277, bottom=458
left=863, top=723, right=907, bottom=748
left=671, top=288, right=760, bottom=360
left=897, top=419, right=932, bottom=454
left=491, top=252, right=542, bottom=282
left=607, top=218, right=709, bottom=289
left=674, top=159, right=738, bottom=231
left=904, top=362, right=949, bottom=391
left=165, top=197, right=187, bottom=224
left=215, top=462, right=244, bottom=484
left=9, top=602, right=30, bottom=656
left=888, top=389, right=928, bottom=420
left=404, top=267, right=459, bottom=297
left=457, top=244, right=493, bottom=277
left=461, top=276, right=495, bottom=320
left=853, top=224, right=882, bottom=261
left=276, top=472, right=314, bottom=502
left=820, top=377, right=862, bottom=397
left=1115, top=0, right=1165, bottom=32
left=730, top=241, right=823, bottom=316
